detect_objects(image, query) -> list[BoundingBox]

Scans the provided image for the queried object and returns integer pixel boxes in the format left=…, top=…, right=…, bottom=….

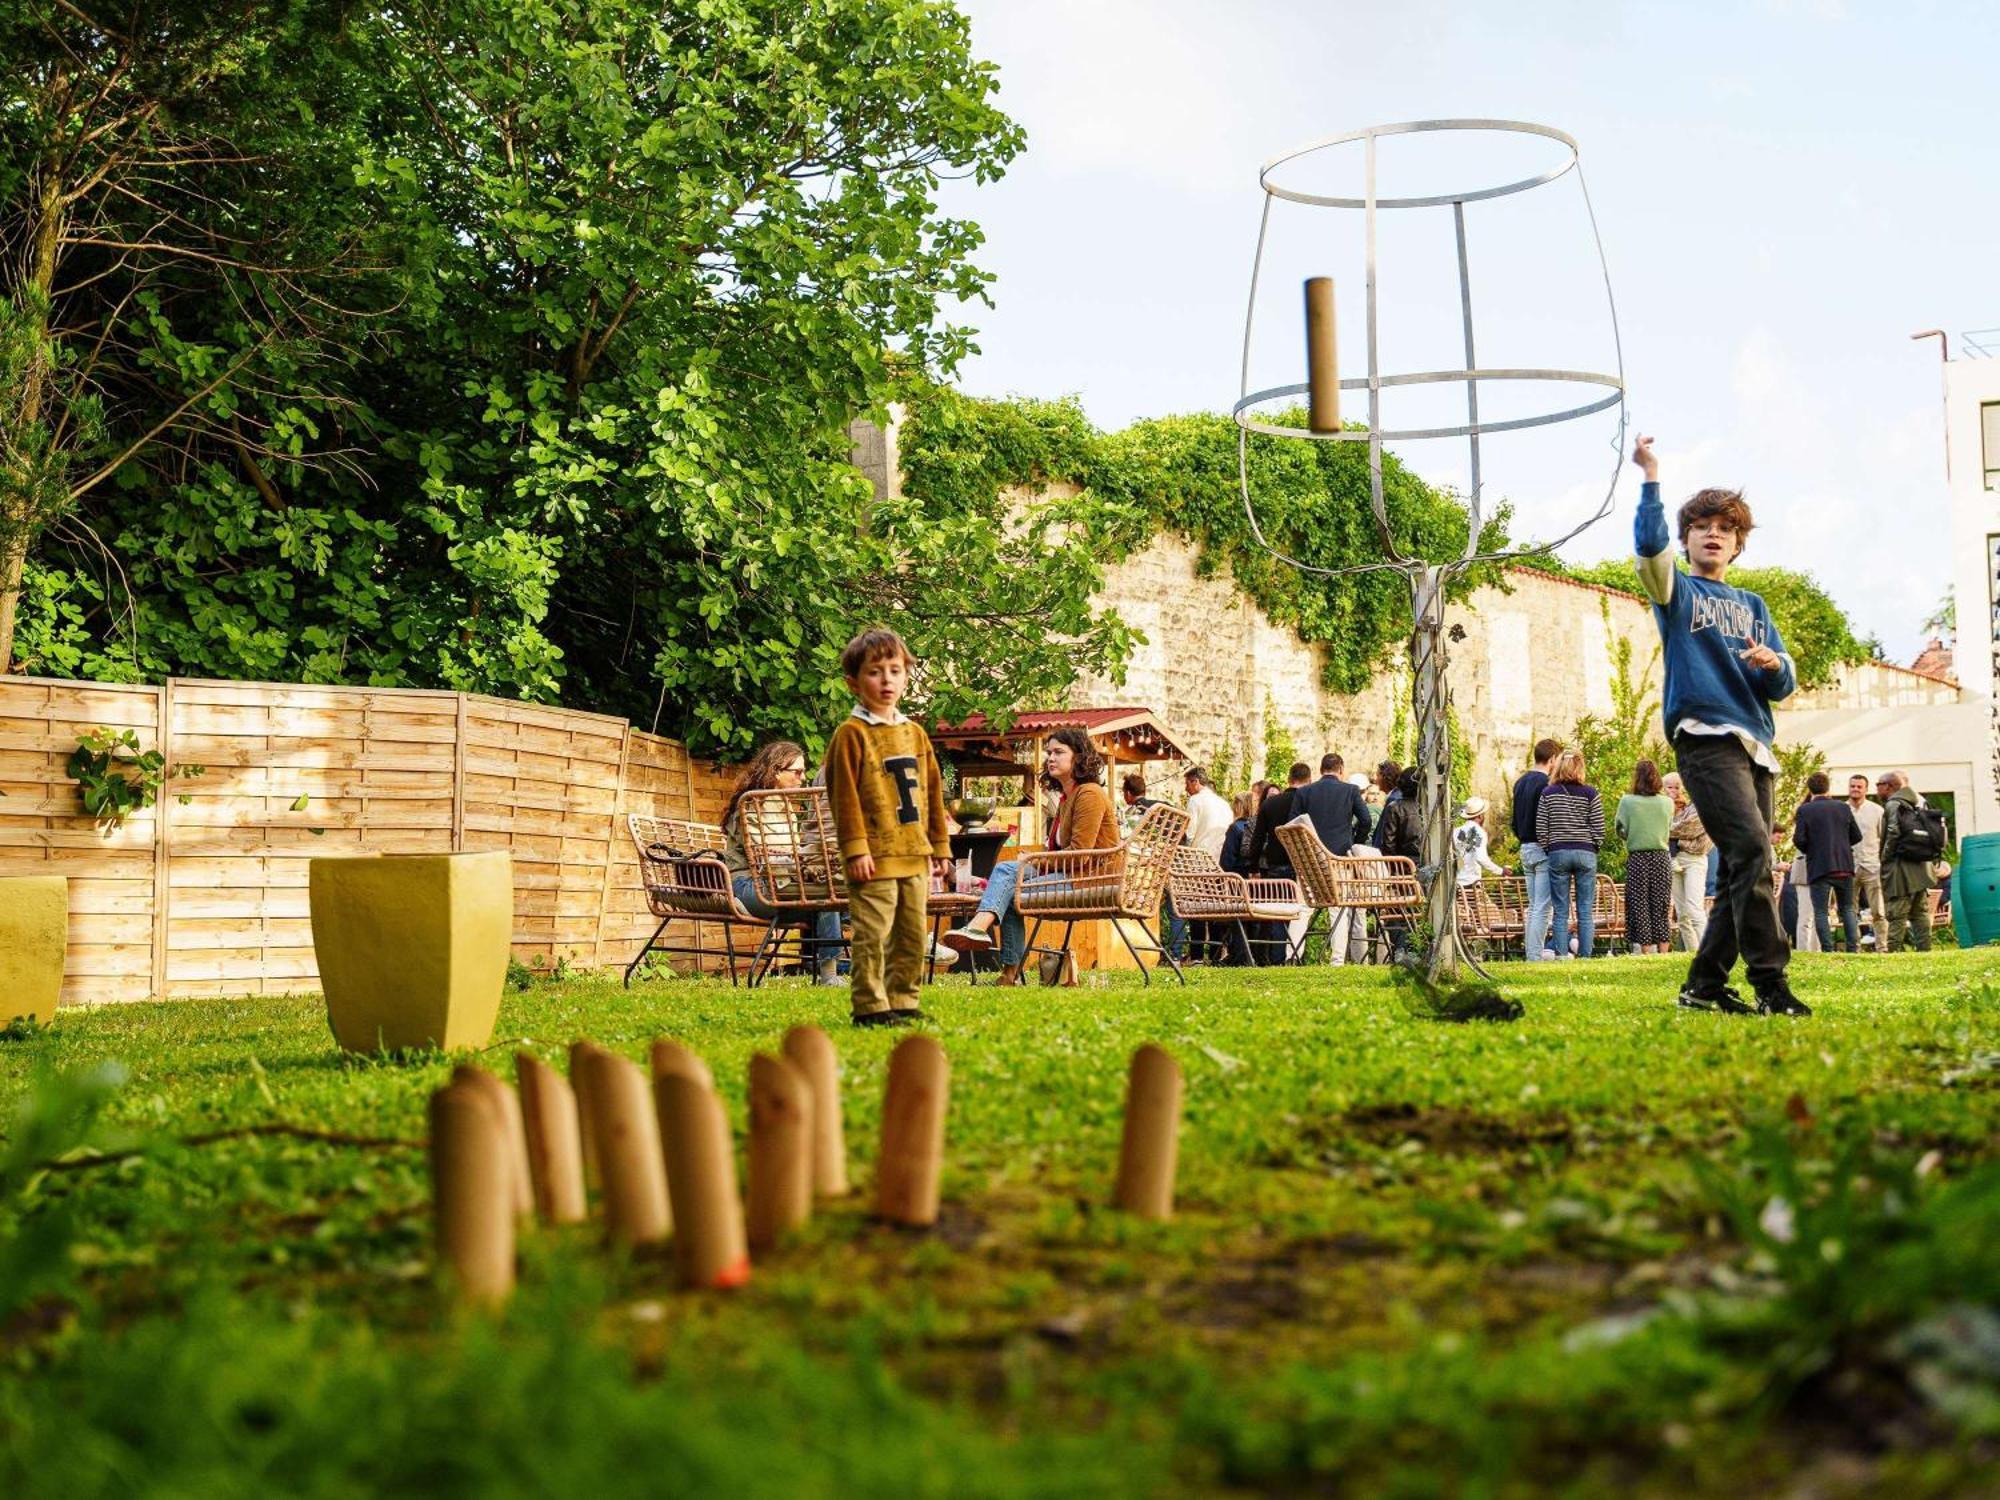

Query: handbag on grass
left=1037, top=950, right=1078, bottom=987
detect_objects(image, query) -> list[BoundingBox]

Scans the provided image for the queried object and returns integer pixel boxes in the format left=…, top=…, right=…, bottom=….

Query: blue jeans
left=732, top=875, right=843, bottom=967
left=1520, top=842, right=1552, bottom=959
left=1546, top=848, right=1597, bottom=958
left=976, top=859, right=1080, bottom=968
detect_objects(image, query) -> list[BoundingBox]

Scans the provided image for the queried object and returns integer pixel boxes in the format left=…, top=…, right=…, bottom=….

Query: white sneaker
left=930, top=938, right=959, bottom=968
left=940, top=925, right=992, bottom=954
left=1540, top=948, right=1558, bottom=961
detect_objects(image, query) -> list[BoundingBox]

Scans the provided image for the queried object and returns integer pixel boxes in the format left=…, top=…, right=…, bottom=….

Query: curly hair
left=724, top=740, right=806, bottom=829
left=1677, top=488, right=1754, bottom=560
left=1039, top=725, right=1105, bottom=792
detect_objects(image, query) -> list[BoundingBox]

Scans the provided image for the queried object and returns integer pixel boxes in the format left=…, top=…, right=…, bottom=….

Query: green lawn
left=4, top=952, right=1999, bottom=1497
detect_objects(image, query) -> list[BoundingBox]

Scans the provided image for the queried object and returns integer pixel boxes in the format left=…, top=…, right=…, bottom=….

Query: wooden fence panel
left=0, top=675, right=736, bottom=1002
left=461, top=696, right=627, bottom=971
left=0, top=678, right=164, bottom=1004
left=161, top=679, right=462, bottom=998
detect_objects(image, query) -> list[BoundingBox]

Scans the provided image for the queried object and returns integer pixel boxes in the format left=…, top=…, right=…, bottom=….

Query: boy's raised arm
left=1631, top=434, right=1675, bottom=606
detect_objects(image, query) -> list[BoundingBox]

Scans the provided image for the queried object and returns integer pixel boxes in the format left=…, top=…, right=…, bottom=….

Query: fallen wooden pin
left=656, top=1069, right=751, bottom=1289
left=429, top=1078, right=515, bottom=1307
left=451, top=1064, right=533, bottom=1222
left=515, top=1052, right=586, bottom=1225
left=746, top=1053, right=813, bottom=1252
left=875, top=1034, right=949, bottom=1228
left=782, top=1024, right=848, bottom=1198
left=579, top=1046, right=672, bottom=1249
left=1113, top=1043, right=1182, bottom=1220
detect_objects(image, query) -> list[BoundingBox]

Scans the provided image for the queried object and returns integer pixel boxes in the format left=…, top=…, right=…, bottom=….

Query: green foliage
left=1259, top=691, right=1298, bottom=784
left=0, top=1062, right=126, bottom=1325
left=898, top=383, right=1511, bottom=699
left=1530, top=558, right=1871, bottom=689
left=63, top=729, right=203, bottom=825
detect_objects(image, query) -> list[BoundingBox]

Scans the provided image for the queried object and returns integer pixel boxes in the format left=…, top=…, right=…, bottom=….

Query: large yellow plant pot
left=0, top=876, right=67, bottom=1026
left=309, top=852, right=512, bottom=1053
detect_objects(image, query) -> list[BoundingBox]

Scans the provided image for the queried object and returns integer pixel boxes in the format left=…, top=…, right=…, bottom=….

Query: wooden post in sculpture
left=515, top=1052, right=586, bottom=1225
left=1113, top=1044, right=1183, bottom=1220
left=746, top=1053, right=814, bottom=1252
left=580, top=1048, right=671, bottom=1249
left=429, top=1080, right=514, bottom=1306
left=875, top=1034, right=949, bottom=1227
left=568, top=1040, right=603, bottom=1191
left=452, top=1064, right=533, bottom=1221
left=1304, top=276, right=1341, bottom=433
left=655, top=1072, right=751, bottom=1289
left=782, top=1024, right=849, bottom=1197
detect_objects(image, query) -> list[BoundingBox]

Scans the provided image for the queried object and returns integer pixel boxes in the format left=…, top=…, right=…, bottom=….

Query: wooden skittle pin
left=580, top=1049, right=672, bottom=1249
left=515, top=1051, right=587, bottom=1225
left=875, top=1034, right=949, bottom=1227
left=1114, top=1043, right=1183, bottom=1220
left=746, top=1053, right=814, bottom=1252
left=783, top=1023, right=848, bottom=1198
left=650, top=1037, right=714, bottom=1089
left=655, top=1073, right=751, bottom=1289
left=429, top=1080, right=515, bottom=1306
left=569, top=1040, right=605, bottom=1191
left=452, top=1064, right=533, bottom=1221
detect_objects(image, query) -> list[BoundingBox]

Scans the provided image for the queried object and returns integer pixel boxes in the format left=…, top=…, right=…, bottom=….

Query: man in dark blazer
left=1246, top=762, right=1314, bottom=875
left=1293, top=753, right=1374, bottom=855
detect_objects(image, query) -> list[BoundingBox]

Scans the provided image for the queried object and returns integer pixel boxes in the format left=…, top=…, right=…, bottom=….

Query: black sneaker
left=1755, top=982, right=1812, bottom=1017
left=1677, top=984, right=1755, bottom=1014
left=852, top=1011, right=899, bottom=1029
left=889, top=1009, right=925, bottom=1026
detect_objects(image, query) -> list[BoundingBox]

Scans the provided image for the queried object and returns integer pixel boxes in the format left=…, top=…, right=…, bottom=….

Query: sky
left=933, top=0, right=2000, bottom=664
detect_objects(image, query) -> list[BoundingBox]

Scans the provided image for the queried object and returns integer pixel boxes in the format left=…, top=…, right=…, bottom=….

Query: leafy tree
left=1922, top=587, right=1955, bottom=644
left=1526, top=557, right=1870, bottom=689
left=1, top=0, right=399, bottom=677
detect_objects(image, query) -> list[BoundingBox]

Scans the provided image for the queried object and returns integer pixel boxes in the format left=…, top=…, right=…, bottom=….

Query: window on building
left=1985, top=401, right=2000, bottom=490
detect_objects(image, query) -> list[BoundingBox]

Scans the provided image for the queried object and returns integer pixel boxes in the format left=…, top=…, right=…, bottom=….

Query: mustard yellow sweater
left=825, top=713, right=951, bottom=878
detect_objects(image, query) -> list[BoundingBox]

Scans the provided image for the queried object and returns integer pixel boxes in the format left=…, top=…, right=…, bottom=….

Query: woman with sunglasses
left=722, top=741, right=845, bottom=984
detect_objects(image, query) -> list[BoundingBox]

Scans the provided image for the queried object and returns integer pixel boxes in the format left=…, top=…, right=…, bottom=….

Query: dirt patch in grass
left=1339, top=1101, right=1577, bottom=1153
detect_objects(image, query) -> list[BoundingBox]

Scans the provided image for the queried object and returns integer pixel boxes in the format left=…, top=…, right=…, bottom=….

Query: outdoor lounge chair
left=1167, top=845, right=1305, bottom=966
left=624, top=814, right=768, bottom=986
left=736, top=787, right=850, bottom=987
left=1015, top=803, right=1188, bottom=985
left=1275, top=822, right=1424, bottom=963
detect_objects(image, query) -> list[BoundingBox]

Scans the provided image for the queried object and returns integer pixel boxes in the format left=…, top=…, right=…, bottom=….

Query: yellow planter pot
left=0, top=876, right=67, bottom=1026
left=309, top=851, right=512, bottom=1053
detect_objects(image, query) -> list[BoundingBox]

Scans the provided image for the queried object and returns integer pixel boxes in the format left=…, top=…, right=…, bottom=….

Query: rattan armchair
left=1168, top=846, right=1304, bottom=966
left=625, top=814, right=768, bottom=985
left=1456, top=875, right=1529, bottom=956
left=736, top=787, right=850, bottom=987
left=1276, top=822, right=1424, bottom=963
left=1592, top=874, right=1627, bottom=951
left=1015, top=803, right=1189, bottom=985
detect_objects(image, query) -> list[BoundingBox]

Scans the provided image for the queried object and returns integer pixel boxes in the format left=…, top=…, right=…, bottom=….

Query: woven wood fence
left=0, top=675, right=733, bottom=1005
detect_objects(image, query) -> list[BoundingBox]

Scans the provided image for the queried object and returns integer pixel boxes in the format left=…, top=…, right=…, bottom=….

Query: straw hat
left=1458, top=796, right=1488, bottom=819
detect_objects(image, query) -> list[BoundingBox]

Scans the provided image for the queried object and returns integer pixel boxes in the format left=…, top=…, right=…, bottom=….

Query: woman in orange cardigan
left=941, top=726, right=1119, bottom=985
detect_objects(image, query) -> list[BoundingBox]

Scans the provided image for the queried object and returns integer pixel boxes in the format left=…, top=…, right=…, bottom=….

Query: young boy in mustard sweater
left=824, top=627, right=952, bottom=1027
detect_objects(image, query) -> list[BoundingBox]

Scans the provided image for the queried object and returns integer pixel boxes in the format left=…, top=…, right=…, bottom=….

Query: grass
left=4, top=950, right=2000, bottom=1497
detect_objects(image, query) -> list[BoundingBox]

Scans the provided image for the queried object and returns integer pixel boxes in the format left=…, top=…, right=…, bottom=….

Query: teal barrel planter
left=1953, top=833, right=2000, bottom=949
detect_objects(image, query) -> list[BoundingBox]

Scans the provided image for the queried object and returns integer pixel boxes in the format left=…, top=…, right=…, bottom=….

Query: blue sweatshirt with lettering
left=1633, top=481, right=1796, bottom=749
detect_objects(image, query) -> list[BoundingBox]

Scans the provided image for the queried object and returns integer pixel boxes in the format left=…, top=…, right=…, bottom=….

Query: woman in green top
left=1616, top=759, right=1676, bottom=953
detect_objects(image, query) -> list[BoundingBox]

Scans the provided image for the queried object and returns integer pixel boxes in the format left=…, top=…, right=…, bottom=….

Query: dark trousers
left=1810, top=875, right=1858, bottom=953
left=1675, top=732, right=1788, bottom=993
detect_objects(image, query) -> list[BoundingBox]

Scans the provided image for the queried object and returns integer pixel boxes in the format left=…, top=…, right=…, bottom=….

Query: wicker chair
left=1456, top=875, right=1529, bottom=957
left=736, top=787, right=850, bottom=987
left=625, top=814, right=769, bottom=986
left=1275, top=823, right=1423, bottom=963
left=1168, top=846, right=1304, bottom=966
left=1015, top=803, right=1189, bottom=985
left=1592, top=874, right=1627, bottom=951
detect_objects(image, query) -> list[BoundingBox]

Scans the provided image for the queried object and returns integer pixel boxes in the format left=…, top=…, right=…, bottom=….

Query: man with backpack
left=1878, top=770, right=1944, bottom=953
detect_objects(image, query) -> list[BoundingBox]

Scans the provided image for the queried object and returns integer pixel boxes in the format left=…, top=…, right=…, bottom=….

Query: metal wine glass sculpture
left=1233, top=119, right=1626, bottom=983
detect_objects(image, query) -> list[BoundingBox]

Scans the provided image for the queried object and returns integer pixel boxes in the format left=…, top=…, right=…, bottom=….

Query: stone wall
left=1068, top=521, right=1664, bottom=803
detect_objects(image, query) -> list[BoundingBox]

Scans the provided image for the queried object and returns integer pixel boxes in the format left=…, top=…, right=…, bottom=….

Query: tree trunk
left=0, top=142, right=70, bottom=677
left=1411, top=565, right=1465, bottom=984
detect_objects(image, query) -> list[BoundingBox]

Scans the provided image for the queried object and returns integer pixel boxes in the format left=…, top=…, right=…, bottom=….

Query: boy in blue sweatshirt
left=1631, top=435, right=1809, bottom=1016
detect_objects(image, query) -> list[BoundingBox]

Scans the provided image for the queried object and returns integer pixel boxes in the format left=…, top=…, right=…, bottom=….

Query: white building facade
left=1944, top=336, right=2000, bottom=837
